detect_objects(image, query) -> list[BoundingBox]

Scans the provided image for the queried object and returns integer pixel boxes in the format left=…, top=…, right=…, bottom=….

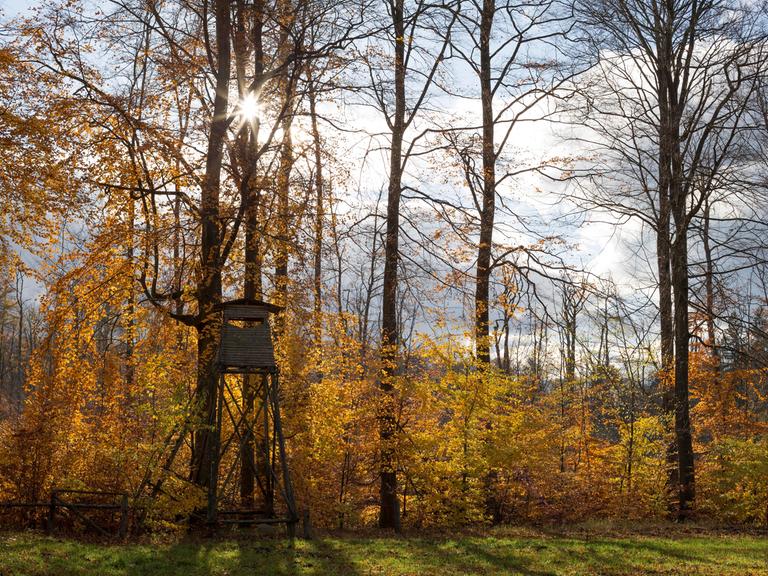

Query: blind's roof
left=223, top=305, right=270, bottom=321
left=220, top=298, right=282, bottom=315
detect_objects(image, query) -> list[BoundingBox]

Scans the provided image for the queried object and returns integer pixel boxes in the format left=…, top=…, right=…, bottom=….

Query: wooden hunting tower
left=206, top=299, right=297, bottom=533
left=219, top=301, right=279, bottom=372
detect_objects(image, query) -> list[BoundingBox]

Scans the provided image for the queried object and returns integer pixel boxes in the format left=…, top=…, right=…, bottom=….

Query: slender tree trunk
left=125, top=197, right=136, bottom=393
left=658, top=176, right=678, bottom=504
left=563, top=301, right=576, bottom=384
left=15, top=273, right=23, bottom=411
left=475, top=0, right=495, bottom=365
left=0, top=307, right=6, bottom=410
left=626, top=384, right=636, bottom=505
left=379, top=0, right=406, bottom=532
left=502, top=315, right=510, bottom=372
left=479, top=23, right=501, bottom=509
left=702, top=198, right=717, bottom=357
left=309, top=74, right=324, bottom=343
left=273, top=0, right=296, bottom=333
left=274, top=89, right=294, bottom=328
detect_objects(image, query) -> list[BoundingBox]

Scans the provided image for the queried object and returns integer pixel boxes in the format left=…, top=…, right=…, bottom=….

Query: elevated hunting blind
left=218, top=301, right=279, bottom=372
left=206, top=299, right=298, bottom=534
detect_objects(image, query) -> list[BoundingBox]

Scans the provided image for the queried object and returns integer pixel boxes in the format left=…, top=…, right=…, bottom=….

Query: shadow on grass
left=532, top=535, right=764, bottom=575
left=148, top=535, right=363, bottom=576
left=2, top=530, right=766, bottom=576
left=451, top=539, right=559, bottom=576
left=0, top=533, right=364, bottom=576
left=233, top=537, right=361, bottom=576
left=331, top=534, right=563, bottom=576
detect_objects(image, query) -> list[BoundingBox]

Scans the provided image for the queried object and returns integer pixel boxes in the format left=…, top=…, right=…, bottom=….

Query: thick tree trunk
left=670, top=131, right=695, bottom=518
left=671, top=227, right=695, bottom=517
left=190, top=0, right=229, bottom=490
left=655, top=30, right=679, bottom=511
left=657, top=159, right=678, bottom=506
left=237, top=0, right=265, bottom=507
left=241, top=176, right=261, bottom=508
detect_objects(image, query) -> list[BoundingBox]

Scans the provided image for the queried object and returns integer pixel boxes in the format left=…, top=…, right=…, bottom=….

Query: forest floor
left=1, top=522, right=767, bottom=575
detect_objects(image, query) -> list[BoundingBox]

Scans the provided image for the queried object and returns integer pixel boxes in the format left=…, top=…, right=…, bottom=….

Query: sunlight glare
left=240, top=93, right=259, bottom=121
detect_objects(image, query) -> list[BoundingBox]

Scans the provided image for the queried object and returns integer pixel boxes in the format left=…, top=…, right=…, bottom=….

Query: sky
left=0, top=0, right=641, bottom=317
left=0, top=0, right=32, bottom=17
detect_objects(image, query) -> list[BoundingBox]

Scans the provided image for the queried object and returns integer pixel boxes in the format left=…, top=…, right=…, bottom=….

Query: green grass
left=1, top=525, right=767, bottom=575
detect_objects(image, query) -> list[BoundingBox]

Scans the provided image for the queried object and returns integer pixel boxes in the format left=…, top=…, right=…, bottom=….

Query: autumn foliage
left=1, top=0, right=768, bottom=534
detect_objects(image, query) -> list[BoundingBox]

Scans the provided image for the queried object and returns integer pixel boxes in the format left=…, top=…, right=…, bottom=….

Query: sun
left=239, top=93, right=259, bottom=122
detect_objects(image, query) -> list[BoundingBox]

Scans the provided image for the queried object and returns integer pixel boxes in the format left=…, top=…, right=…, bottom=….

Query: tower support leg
left=206, top=374, right=224, bottom=527
left=271, top=372, right=298, bottom=532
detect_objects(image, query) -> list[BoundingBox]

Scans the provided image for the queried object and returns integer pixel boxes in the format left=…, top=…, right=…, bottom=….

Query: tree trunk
left=274, top=89, right=294, bottom=330
left=237, top=0, right=265, bottom=508
left=702, top=198, right=717, bottom=357
left=379, top=0, right=405, bottom=532
left=655, top=27, right=678, bottom=511
left=670, top=134, right=695, bottom=517
left=474, top=0, right=495, bottom=365
left=671, top=225, right=695, bottom=517
left=309, top=74, right=324, bottom=343
left=15, top=273, right=23, bottom=411
left=190, top=0, right=230, bottom=490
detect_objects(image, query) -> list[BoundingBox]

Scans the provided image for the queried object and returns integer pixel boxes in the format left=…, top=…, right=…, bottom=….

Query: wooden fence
left=0, top=489, right=129, bottom=538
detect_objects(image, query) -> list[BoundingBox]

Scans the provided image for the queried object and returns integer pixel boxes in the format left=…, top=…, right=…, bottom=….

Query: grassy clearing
left=0, top=525, right=767, bottom=575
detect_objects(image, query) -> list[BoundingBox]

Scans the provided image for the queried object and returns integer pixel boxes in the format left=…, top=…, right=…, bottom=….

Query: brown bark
left=669, top=123, right=695, bottom=518
left=309, top=73, right=324, bottom=343
left=671, top=227, right=695, bottom=517
left=474, top=0, right=496, bottom=365
left=236, top=0, right=265, bottom=507
left=273, top=0, right=296, bottom=332
left=655, top=56, right=678, bottom=505
left=190, top=0, right=230, bottom=490
left=273, top=81, right=295, bottom=344
left=14, top=273, right=23, bottom=411
left=702, top=198, right=717, bottom=357
left=379, top=0, right=405, bottom=532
